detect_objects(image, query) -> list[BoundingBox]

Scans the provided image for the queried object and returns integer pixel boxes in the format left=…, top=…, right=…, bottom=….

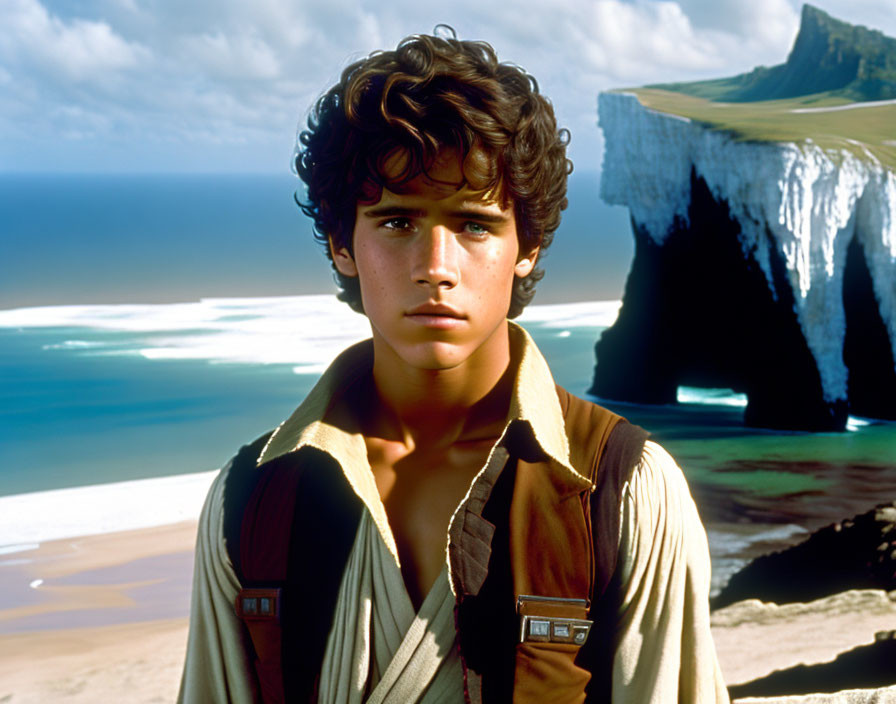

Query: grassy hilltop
left=623, top=5, right=896, bottom=170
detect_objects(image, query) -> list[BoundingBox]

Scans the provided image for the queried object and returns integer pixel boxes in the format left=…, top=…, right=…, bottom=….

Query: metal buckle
left=519, top=614, right=593, bottom=645
left=517, top=594, right=593, bottom=646
left=236, top=588, right=281, bottom=621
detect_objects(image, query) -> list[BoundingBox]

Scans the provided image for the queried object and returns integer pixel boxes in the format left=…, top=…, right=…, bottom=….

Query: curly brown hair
left=294, top=27, right=571, bottom=318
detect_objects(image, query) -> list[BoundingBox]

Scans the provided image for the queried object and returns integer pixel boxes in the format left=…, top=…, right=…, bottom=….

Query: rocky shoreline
left=711, top=502, right=896, bottom=702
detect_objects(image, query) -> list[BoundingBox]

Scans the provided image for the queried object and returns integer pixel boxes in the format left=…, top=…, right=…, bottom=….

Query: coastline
left=0, top=521, right=197, bottom=634
left=0, top=521, right=197, bottom=702
left=3, top=517, right=895, bottom=701
left=0, top=471, right=218, bottom=550
left=2, top=297, right=893, bottom=699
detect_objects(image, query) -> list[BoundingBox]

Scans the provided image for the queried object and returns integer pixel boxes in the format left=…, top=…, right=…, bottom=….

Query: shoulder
left=196, top=431, right=274, bottom=579
left=555, top=387, right=641, bottom=473
left=555, top=387, right=650, bottom=509
left=199, top=431, right=273, bottom=526
left=621, top=440, right=697, bottom=519
left=555, top=386, right=621, bottom=437
left=217, top=431, right=276, bottom=514
left=610, top=442, right=726, bottom=701
left=219, top=431, right=276, bottom=505
left=211, top=431, right=365, bottom=583
left=616, top=439, right=711, bottom=587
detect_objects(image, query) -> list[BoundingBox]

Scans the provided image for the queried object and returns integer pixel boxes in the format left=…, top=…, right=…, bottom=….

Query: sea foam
left=0, top=296, right=619, bottom=372
left=0, top=296, right=620, bottom=547
left=0, top=471, right=217, bottom=552
left=0, top=296, right=371, bottom=371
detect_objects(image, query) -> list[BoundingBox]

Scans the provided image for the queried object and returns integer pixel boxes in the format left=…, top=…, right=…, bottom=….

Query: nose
left=413, top=225, right=459, bottom=289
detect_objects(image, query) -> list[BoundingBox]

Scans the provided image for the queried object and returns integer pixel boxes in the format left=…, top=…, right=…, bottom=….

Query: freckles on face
left=331, top=154, right=537, bottom=370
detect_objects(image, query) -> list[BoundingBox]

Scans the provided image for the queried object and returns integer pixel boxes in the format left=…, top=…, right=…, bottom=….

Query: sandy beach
left=0, top=618, right=188, bottom=704
left=0, top=522, right=196, bottom=703
left=2, top=519, right=895, bottom=703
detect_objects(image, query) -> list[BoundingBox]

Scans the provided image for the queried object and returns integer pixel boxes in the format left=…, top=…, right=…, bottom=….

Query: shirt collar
left=256, top=322, right=592, bottom=552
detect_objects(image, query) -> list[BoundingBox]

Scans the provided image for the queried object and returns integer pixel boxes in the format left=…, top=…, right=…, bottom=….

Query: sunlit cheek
left=356, top=240, right=393, bottom=280
left=473, top=253, right=515, bottom=303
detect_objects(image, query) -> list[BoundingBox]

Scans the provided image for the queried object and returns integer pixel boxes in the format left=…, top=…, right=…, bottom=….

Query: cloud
left=679, top=0, right=799, bottom=46
left=0, top=0, right=149, bottom=82
left=184, top=30, right=281, bottom=81
left=568, top=1, right=724, bottom=79
left=1, top=0, right=893, bottom=172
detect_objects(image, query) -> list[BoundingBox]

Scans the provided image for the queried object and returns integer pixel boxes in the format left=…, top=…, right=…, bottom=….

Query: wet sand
left=0, top=521, right=197, bottom=634
left=0, top=522, right=196, bottom=702
left=3, top=520, right=896, bottom=702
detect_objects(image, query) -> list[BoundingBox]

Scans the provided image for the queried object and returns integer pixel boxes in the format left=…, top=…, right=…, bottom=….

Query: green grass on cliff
left=651, top=5, right=896, bottom=104
left=625, top=88, right=896, bottom=171
left=625, top=5, right=896, bottom=171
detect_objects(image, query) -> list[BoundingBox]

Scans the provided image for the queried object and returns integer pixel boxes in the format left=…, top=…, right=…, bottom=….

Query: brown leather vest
left=224, top=388, right=647, bottom=703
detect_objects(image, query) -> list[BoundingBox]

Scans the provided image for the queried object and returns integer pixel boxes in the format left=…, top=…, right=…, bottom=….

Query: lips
left=405, top=302, right=467, bottom=329
left=406, top=302, right=466, bottom=319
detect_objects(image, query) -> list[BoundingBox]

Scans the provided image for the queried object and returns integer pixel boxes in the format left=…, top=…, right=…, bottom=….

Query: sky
left=2, top=0, right=895, bottom=176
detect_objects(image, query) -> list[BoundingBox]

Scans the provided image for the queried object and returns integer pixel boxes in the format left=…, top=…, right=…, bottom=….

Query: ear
left=329, top=237, right=358, bottom=277
left=514, top=246, right=539, bottom=278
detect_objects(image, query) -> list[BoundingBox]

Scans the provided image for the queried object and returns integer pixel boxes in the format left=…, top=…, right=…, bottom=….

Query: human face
left=331, top=152, right=538, bottom=372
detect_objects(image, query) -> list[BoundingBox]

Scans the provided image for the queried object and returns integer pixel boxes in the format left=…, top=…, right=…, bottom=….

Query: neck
left=368, top=323, right=514, bottom=448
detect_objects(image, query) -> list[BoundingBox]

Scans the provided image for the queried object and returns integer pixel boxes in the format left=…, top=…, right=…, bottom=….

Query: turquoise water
left=0, top=168, right=892, bottom=587
left=2, top=311, right=894, bottom=595
left=3, top=320, right=893, bottom=520
left=3, top=174, right=892, bottom=596
left=0, top=326, right=315, bottom=495
left=528, top=325, right=896, bottom=527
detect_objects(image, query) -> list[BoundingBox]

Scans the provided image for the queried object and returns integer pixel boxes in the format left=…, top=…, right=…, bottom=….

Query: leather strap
left=579, top=419, right=650, bottom=703
left=233, top=447, right=363, bottom=703
left=510, top=389, right=623, bottom=703
left=229, top=389, right=646, bottom=704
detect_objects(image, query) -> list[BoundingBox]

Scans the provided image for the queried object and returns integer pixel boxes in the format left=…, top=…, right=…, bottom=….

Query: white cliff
left=598, top=91, right=896, bottom=406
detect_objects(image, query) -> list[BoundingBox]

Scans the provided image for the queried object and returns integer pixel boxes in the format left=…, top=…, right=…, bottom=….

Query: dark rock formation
left=713, top=502, right=896, bottom=610
left=589, top=170, right=848, bottom=431
left=843, top=235, right=896, bottom=420
left=728, top=631, right=896, bottom=699
left=594, top=4, right=896, bottom=432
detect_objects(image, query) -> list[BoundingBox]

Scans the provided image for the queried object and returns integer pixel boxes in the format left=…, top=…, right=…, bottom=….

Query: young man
left=179, top=29, right=729, bottom=703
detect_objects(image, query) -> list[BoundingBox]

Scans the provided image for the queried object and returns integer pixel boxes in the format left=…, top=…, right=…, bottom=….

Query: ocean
left=2, top=174, right=895, bottom=596
left=0, top=171, right=632, bottom=309
left=2, top=296, right=895, bottom=595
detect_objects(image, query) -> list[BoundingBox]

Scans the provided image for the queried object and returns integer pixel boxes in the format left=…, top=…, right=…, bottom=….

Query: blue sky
left=2, top=0, right=895, bottom=175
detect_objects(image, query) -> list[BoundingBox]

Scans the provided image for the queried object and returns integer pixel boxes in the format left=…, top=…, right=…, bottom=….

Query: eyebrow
left=447, top=208, right=510, bottom=224
left=361, top=206, right=426, bottom=219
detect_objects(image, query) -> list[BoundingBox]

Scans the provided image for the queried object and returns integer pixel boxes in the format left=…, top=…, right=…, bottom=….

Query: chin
left=401, top=341, right=471, bottom=371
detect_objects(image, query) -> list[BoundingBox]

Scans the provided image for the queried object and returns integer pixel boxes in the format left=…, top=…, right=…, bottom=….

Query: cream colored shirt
left=318, top=512, right=463, bottom=703
left=178, top=322, right=729, bottom=703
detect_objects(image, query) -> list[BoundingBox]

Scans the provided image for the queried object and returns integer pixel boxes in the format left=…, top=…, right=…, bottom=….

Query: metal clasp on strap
left=236, top=587, right=282, bottom=621
left=517, top=594, right=593, bottom=646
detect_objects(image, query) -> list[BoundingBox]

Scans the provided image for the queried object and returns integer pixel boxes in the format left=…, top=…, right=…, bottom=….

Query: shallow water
left=1, top=302, right=893, bottom=594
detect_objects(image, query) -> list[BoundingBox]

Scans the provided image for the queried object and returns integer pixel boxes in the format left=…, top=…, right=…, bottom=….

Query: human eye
left=381, top=217, right=414, bottom=232
left=462, top=221, right=490, bottom=238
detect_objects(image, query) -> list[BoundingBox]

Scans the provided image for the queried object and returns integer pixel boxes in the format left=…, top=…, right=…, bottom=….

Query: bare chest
left=368, top=441, right=493, bottom=609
